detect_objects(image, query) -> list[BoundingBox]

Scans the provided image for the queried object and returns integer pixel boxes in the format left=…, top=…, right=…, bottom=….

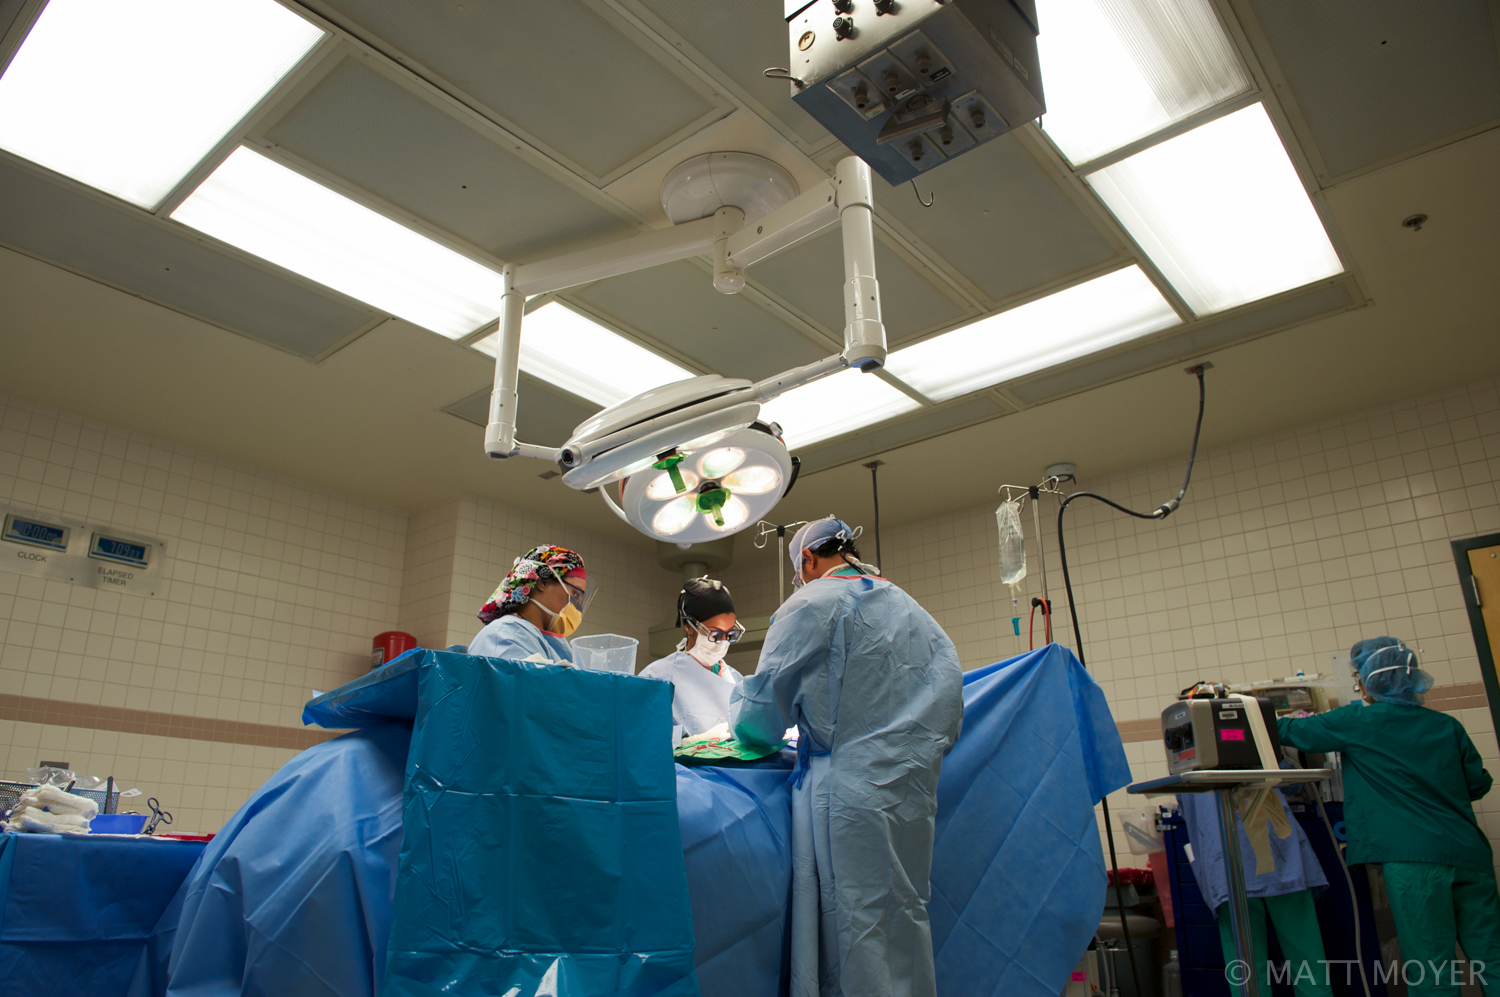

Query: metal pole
left=1030, top=485, right=1049, bottom=605
left=1215, top=788, right=1260, bottom=997
left=777, top=525, right=786, bottom=606
left=865, top=460, right=884, bottom=569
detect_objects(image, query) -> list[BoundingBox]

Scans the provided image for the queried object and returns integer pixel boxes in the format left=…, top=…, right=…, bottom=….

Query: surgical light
left=698, top=448, right=745, bottom=479
left=171, top=146, right=506, bottom=339
left=759, top=368, right=921, bottom=450
left=723, top=465, right=780, bottom=496
left=1084, top=104, right=1344, bottom=315
left=0, top=0, right=323, bottom=209
left=646, top=469, right=700, bottom=501
left=884, top=266, right=1179, bottom=400
left=1036, top=0, right=1252, bottom=166
left=609, top=425, right=792, bottom=544
left=471, top=302, right=694, bottom=408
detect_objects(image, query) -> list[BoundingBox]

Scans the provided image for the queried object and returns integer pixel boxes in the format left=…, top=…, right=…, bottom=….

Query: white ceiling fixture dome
left=659, top=152, right=799, bottom=225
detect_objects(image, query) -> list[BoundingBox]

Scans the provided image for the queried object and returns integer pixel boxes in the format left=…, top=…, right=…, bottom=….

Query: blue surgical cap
left=1351, top=637, right=1433, bottom=706
left=788, top=516, right=859, bottom=580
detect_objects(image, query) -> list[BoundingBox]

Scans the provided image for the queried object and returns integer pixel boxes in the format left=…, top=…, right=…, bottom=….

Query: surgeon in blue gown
left=730, top=516, right=965, bottom=997
left=468, top=544, right=587, bottom=663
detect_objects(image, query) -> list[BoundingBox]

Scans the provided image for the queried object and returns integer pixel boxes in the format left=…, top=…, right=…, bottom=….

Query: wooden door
left=1454, top=534, right=1500, bottom=736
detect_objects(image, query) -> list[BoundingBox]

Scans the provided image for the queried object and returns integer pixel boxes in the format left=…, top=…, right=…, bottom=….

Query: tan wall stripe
left=0, top=694, right=350, bottom=750
left=1, top=683, right=1491, bottom=752
left=1114, top=682, right=1492, bottom=743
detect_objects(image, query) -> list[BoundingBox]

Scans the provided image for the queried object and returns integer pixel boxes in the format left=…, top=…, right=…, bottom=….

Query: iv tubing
left=1055, top=365, right=1210, bottom=997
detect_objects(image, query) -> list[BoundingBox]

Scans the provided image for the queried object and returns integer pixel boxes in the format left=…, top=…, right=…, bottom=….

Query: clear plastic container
left=571, top=634, right=639, bottom=674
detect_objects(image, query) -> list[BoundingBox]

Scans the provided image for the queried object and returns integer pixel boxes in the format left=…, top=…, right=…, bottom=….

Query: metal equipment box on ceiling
left=784, top=0, right=1044, bottom=185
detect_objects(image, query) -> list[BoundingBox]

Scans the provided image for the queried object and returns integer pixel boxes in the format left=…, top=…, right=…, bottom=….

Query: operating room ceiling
left=0, top=0, right=1497, bottom=547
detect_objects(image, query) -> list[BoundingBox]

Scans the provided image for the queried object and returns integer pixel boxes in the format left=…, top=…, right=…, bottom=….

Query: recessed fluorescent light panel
left=1037, top=0, right=1252, bottom=166
left=885, top=266, right=1179, bottom=401
left=1085, top=104, right=1343, bottom=315
left=472, top=303, right=694, bottom=408
left=173, top=147, right=506, bottom=338
left=0, top=0, right=323, bottom=209
left=759, top=369, right=921, bottom=450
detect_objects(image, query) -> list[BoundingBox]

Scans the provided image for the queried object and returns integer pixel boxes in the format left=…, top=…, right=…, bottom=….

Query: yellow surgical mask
left=535, top=590, right=582, bottom=638
left=546, top=601, right=582, bottom=638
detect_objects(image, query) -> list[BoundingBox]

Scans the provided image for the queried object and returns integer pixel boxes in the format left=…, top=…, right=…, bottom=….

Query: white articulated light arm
left=512, top=217, right=717, bottom=296
left=836, top=156, right=886, bottom=371
left=482, top=156, right=886, bottom=465
left=724, top=179, right=840, bottom=269
left=484, top=264, right=524, bottom=460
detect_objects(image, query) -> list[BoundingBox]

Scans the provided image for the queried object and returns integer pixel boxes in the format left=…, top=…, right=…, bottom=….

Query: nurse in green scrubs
left=1278, top=638, right=1500, bottom=997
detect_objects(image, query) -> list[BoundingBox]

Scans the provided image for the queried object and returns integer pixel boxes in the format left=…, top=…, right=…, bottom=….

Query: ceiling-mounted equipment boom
left=481, top=155, right=888, bottom=543
left=780, top=0, right=1045, bottom=186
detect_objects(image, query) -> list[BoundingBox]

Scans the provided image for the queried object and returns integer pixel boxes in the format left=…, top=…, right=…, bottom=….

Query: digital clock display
left=2, top=514, right=70, bottom=552
left=88, top=533, right=151, bottom=568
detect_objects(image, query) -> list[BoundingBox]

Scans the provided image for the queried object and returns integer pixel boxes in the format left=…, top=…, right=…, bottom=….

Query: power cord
left=1057, top=363, right=1211, bottom=997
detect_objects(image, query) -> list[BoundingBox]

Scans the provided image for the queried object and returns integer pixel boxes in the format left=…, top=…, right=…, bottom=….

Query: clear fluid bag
left=996, top=499, right=1027, bottom=587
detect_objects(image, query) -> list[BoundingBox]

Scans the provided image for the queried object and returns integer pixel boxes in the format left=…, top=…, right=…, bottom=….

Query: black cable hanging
left=1056, top=363, right=1210, bottom=997
left=864, top=460, right=884, bottom=570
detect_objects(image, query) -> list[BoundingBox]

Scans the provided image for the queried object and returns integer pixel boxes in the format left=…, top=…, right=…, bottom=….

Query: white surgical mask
left=688, top=636, right=730, bottom=669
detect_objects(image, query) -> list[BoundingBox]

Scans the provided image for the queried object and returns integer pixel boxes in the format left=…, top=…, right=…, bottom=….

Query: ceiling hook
left=763, top=67, right=806, bottom=88
left=910, top=180, right=934, bottom=207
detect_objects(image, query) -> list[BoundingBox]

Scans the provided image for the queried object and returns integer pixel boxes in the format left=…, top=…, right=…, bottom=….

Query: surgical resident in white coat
left=638, top=577, right=745, bottom=736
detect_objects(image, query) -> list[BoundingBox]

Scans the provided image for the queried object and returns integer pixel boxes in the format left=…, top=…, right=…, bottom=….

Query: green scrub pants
left=1216, top=890, right=1332, bottom=997
left=1382, top=861, right=1500, bottom=997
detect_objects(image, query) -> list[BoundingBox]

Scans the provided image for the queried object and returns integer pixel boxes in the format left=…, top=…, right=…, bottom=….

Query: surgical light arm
left=483, top=156, right=887, bottom=461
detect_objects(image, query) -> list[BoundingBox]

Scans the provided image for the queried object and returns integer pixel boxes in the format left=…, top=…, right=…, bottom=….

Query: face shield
left=547, top=565, right=597, bottom=616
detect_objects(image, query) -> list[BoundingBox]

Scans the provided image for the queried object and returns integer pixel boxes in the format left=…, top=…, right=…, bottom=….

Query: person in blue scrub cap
left=730, top=515, right=965, bottom=997
left=639, top=576, right=746, bottom=736
left=468, top=545, right=587, bottom=664
left=1279, top=638, right=1500, bottom=997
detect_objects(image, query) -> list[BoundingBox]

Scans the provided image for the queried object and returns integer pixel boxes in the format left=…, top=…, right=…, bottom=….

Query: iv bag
left=996, top=499, right=1026, bottom=586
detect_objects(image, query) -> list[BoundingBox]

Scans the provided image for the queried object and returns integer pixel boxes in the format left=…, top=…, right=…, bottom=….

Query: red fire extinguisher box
left=372, top=631, right=417, bottom=669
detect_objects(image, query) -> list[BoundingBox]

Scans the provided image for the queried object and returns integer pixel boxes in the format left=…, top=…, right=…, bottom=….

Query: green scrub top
left=1277, top=703, right=1494, bottom=873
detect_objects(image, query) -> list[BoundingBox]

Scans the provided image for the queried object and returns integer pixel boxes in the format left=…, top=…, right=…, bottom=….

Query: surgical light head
left=606, top=423, right=796, bottom=544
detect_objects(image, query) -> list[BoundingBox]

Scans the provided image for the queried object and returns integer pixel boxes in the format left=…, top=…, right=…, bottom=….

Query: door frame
left=1452, top=532, right=1500, bottom=737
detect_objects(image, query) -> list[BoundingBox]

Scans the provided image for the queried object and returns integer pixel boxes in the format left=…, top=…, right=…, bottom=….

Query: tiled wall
left=0, top=391, right=406, bottom=832
left=397, top=499, right=461, bottom=649
left=0, top=387, right=683, bottom=834
left=447, top=494, right=683, bottom=653
left=722, top=376, right=1500, bottom=870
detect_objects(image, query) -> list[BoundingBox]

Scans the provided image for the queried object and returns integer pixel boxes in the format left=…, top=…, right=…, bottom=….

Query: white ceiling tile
left=306, top=0, right=720, bottom=178
left=875, top=135, right=1119, bottom=303
left=264, top=58, right=635, bottom=262
left=748, top=228, right=969, bottom=346
left=573, top=259, right=827, bottom=381
left=1247, top=0, right=1500, bottom=178
left=0, top=156, right=376, bottom=358
left=635, top=0, right=831, bottom=146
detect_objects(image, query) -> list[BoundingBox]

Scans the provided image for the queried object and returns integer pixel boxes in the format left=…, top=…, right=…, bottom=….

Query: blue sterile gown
left=730, top=567, right=965, bottom=997
left=639, top=651, right=744, bottom=736
left=1176, top=789, right=1327, bottom=910
left=469, top=613, right=574, bottom=663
